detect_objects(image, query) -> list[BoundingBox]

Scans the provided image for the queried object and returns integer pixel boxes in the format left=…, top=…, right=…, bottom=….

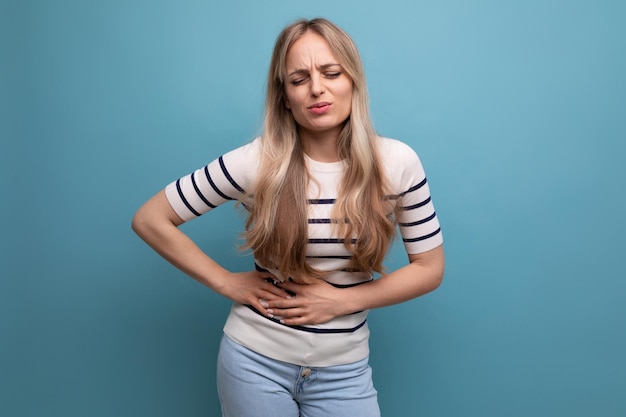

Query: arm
left=344, top=244, right=444, bottom=310
left=131, top=190, right=290, bottom=312
left=265, top=244, right=444, bottom=325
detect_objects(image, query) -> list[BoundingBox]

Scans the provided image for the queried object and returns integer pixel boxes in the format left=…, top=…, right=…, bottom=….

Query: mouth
left=307, top=102, right=332, bottom=115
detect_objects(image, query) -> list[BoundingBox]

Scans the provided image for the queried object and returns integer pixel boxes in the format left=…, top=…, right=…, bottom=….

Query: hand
left=265, top=279, right=347, bottom=326
left=218, top=271, right=293, bottom=316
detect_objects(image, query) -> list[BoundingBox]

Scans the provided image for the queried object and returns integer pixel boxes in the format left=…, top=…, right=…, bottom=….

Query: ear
left=284, top=96, right=291, bottom=110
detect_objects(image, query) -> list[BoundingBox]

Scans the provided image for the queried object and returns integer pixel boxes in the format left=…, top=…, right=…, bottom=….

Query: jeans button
left=301, top=368, right=311, bottom=378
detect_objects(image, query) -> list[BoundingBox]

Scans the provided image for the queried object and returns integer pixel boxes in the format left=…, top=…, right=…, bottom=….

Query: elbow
left=131, top=207, right=151, bottom=238
left=409, top=245, right=445, bottom=292
left=432, top=269, right=444, bottom=291
left=432, top=246, right=445, bottom=290
left=131, top=190, right=181, bottom=242
left=131, top=200, right=181, bottom=243
left=425, top=254, right=445, bottom=293
left=131, top=211, right=144, bottom=236
left=432, top=257, right=445, bottom=291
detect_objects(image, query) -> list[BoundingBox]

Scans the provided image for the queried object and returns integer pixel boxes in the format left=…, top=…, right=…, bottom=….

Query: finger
left=256, top=276, right=291, bottom=294
left=259, top=289, right=291, bottom=303
left=247, top=297, right=270, bottom=316
left=261, top=283, right=291, bottom=299
left=265, top=297, right=300, bottom=310
left=257, top=276, right=296, bottom=298
left=275, top=279, right=301, bottom=292
left=270, top=306, right=308, bottom=318
left=280, top=315, right=317, bottom=326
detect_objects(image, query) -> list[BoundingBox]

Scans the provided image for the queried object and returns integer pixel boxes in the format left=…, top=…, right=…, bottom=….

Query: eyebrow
left=288, top=63, right=342, bottom=77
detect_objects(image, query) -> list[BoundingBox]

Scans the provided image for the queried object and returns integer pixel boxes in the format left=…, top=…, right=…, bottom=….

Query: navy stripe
left=204, top=165, right=234, bottom=201
left=253, top=264, right=368, bottom=288
left=401, top=196, right=431, bottom=211
left=402, top=178, right=427, bottom=196
left=176, top=179, right=201, bottom=216
left=402, top=227, right=441, bottom=243
left=191, top=172, right=216, bottom=209
left=309, top=218, right=332, bottom=224
left=308, top=238, right=357, bottom=244
left=309, top=218, right=349, bottom=224
left=387, top=178, right=428, bottom=200
left=341, top=267, right=364, bottom=273
left=308, top=198, right=336, bottom=204
left=219, top=156, right=246, bottom=194
left=246, top=305, right=367, bottom=333
left=399, top=212, right=437, bottom=227
left=328, top=280, right=372, bottom=288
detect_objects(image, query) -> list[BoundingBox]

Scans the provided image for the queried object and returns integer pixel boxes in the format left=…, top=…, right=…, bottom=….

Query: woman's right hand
left=132, top=190, right=291, bottom=316
left=217, top=271, right=292, bottom=316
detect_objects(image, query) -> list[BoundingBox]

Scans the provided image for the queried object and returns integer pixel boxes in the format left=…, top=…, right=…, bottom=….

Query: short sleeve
left=164, top=139, right=260, bottom=222
left=381, top=138, right=443, bottom=254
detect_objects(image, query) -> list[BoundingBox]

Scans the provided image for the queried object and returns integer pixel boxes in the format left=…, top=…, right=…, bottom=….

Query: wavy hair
left=243, top=18, right=396, bottom=283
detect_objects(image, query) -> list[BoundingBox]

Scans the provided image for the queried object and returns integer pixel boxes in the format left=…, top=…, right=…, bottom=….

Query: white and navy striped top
left=165, top=136, right=443, bottom=367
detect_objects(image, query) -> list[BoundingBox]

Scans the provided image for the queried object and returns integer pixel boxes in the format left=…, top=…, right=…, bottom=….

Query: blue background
left=2, top=0, right=625, bottom=416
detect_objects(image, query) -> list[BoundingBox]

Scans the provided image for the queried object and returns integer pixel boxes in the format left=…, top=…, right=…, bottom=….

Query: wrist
left=341, top=285, right=367, bottom=315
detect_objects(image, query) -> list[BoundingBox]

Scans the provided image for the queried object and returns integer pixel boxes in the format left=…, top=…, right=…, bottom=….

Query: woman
left=132, top=18, right=444, bottom=417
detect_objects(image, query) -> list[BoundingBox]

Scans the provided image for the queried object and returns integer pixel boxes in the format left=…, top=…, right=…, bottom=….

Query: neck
left=298, top=126, right=342, bottom=163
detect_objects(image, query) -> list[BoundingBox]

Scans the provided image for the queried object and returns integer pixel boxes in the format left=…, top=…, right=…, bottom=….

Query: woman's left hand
left=263, top=279, right=346, bottom=326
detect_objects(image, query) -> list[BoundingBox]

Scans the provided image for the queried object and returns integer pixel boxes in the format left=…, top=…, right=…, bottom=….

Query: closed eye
left=291, top=77, right=308, bottom=86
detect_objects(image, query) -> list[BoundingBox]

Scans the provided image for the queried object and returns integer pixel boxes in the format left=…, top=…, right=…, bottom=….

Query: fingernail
left=260, top=300, right=269, bottom=308
left=266, top=309, right=274, bottom=315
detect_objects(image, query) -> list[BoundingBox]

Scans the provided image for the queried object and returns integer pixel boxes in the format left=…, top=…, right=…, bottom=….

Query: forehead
left=285, top=31, right=339, bottom=70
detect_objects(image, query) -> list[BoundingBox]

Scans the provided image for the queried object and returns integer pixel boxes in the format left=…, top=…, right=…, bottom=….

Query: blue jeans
left=216, top=334, right=380, bottom=417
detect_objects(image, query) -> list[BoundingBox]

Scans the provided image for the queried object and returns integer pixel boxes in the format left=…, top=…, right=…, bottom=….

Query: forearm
left=132, top=190, right=293, bottom=314
left=131, top=191, right=230, bottom=294
left=134, top=221, right=230, bottom=292
left=269, top=245, right=445, bottom=326
left=343, top=245, right=445, bottom=314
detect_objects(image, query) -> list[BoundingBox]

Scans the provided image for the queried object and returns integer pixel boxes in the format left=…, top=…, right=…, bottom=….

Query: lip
left=307, top=102, right=332, bottom=115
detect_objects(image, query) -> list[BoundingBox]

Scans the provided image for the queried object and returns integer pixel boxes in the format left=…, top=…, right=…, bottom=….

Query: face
left=283, top=31, right=353, bottom=141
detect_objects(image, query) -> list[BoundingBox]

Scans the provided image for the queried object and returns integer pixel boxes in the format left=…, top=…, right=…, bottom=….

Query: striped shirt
left=164, top=136, right=443, bottom=366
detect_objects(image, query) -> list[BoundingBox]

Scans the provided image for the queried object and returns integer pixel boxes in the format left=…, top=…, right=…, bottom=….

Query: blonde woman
left=132, top=18, right=444, bottom=417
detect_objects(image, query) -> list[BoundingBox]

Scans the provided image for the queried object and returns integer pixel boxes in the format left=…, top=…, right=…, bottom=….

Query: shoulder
left=376, top=135, right=414, bottom=152
left=375, top=136, right=429, bottom=195
left=222, top=136, right=262, bottom=162
left=376, top=136, right=424, bottom=171
left=220, top=137, right=262, bottom=176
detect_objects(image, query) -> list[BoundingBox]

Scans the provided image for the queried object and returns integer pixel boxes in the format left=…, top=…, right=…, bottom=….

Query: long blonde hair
left=244, top=18, right=396, bottom=283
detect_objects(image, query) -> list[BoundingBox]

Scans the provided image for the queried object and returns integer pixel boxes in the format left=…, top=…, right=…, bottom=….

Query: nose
left=310, top=73, right=325, bottom=97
